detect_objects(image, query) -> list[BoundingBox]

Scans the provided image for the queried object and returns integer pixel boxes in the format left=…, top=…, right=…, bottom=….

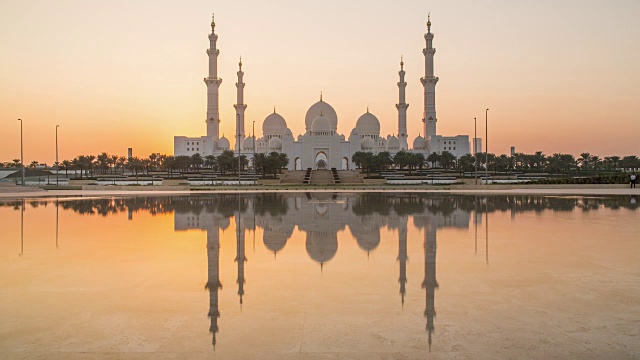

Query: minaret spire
left=396, top=56, right=409, bottom=150
left=234, top=56, right=247, bottom=151
left=421, top=13, right=439, bottom=147
left=205, top=13, right=222, bottom=141
left=398, top=215, right=408, bottom=306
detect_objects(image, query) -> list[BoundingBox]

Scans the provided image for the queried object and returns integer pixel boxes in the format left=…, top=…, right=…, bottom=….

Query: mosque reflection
left=3, top=193, right=638, bottom=351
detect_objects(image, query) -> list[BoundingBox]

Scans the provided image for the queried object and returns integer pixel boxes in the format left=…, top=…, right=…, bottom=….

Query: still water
left=1, top=193, right=639, bottom=359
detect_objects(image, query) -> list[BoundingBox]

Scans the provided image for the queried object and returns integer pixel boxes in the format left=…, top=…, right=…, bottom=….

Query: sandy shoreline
left=0, top=185, right=639, bottom=199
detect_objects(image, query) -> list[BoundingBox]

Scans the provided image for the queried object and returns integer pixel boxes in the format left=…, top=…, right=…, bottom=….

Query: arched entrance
left=294, top=157, right=301, bottom=171
left=315, top=151, right=328, bottom=170
left=342, top=157, right=349, bottom=170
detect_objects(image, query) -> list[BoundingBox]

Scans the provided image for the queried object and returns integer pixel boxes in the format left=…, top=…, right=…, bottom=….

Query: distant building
left=473, top=138, right=483, bottom=155
left=511, top=147, right=516, bottom=156
left=174, top=14, right=470, bottom=169
left=127, top=148, right=133, bottom=159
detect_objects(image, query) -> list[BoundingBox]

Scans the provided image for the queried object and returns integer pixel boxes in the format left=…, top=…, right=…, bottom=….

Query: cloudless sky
left=1, top=0, right=639, bottom=163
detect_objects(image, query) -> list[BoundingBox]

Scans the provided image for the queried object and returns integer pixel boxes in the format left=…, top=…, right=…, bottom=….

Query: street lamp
left=18, top=119, right=24, bottom=186
left=485, top=108, right=489, bottom=183
left=55, top=125, right=60, bottom=186
left=474, top=117, right=478, bottom=185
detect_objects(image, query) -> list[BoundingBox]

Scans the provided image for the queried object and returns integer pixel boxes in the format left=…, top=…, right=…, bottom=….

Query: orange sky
left=1, top=0, right=639, bottom=164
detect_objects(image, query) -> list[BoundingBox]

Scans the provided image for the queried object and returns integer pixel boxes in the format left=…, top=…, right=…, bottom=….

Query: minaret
left=205, top=227, right=223, bottom=350
left=397, top=215, right=408, bottom=306
left=234, top=57, right=247, bottom=151
left=421, top=14, right=439, bottom=142
left=205, top=14, right=222, bottom=141
left=396, top=57, right=409, bottom=150
left=422, top=220, right=438, bottom=352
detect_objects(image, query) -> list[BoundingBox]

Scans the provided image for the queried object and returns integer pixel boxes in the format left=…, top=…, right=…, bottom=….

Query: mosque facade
left=174, top=15, right=470, bottom=170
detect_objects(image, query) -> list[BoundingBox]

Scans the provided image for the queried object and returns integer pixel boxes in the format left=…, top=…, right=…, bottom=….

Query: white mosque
left=174, top=14, right=470, bottom=170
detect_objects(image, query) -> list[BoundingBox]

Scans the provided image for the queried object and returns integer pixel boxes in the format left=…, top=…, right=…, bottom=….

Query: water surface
left=1, top=193, right=639, bottom=359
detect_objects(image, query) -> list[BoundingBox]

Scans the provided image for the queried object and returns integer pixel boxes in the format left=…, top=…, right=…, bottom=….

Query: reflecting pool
left=1, top=193, right=639, bottom=359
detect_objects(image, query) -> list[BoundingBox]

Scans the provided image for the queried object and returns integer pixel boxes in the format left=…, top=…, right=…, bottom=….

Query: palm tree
left=578, top=153, right=591, bottom=171
left=61, top=160, right=72, bottom=176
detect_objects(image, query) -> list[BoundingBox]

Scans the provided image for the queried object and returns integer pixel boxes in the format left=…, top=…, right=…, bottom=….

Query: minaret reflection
left=235, top=197, right=247, bottom=306
left=397, top=215, right=408, bottom=306
left=422, top=219, right=438, bottom=352
left=205, top=222, right=222, bottom=350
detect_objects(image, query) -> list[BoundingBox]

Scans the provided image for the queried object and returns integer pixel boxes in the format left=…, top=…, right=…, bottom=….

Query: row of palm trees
left=38, top=150, right=288, bottom=179
left=350, top=150, right=640, bottom=175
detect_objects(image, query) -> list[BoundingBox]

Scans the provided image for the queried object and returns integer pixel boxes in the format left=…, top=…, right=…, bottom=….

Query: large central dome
left=305, top=99, right=338, bottom=132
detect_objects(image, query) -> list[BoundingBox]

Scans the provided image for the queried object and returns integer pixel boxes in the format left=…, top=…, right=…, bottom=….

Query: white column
left=205, top=14, right=222, bottom=140
left=396, top=57, right=409, bottom=150
left=234, top=58, right=247, bottom=151
left=420, top=15, right=439, bottom=143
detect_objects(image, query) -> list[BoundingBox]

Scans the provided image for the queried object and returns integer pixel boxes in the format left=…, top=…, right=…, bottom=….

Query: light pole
left=55, top=125, right=60, bottom=186
left=485, top=108, right=489, bottom=183
left=18, top=119, right=24, bottom=186
left=252, top=120, right=256, bottom=186
left=474, top=117, right=477, bottom=185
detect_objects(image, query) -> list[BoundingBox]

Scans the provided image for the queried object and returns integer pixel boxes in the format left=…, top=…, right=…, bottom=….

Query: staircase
left=336, top=170, right=365, bottom=184
left=310, top=170, right=334, bottom=185
left=280, top=170, right=308, bottom=184
left=331, top=168, right=340, bottom=184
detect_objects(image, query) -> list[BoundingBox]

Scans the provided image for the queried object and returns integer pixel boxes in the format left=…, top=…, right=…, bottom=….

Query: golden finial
left=273, top=106, right=276, bottom=113
left=239, top=56, right=242, bottom=70
left=320, top=91, right=323, bottom=101
left=367, top=106, right=369, bottom=113
left=400, top=55, right=404, bottom=69
left=211, top=13, right=216, bottom=29
left=427, top=13, right=431, bottom=29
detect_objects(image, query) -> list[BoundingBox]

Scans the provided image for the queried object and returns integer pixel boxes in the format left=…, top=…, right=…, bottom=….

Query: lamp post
left=55, top=125, right=60, bottom=186
left=252, top=120, right=256, bottom=185
left=485, top=108, right=489, bottom=183
left=474, top=117, right=477, bottom=185
left=18, top=119, right=24, bottom=186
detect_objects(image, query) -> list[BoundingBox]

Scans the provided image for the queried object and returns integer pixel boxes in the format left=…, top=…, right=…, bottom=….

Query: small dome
left=243, top=136, right=254, bottom=149
left=218, top=136, right=230, bottom=149
left=355, top=111, right=381, bottom=135
left=263, top=112, right=287, bottom=136
left=361, top=137, right=375, bottom=150
left=305, top=100, right=338, bottom=131
left=387, top=135, right=400, bottom=149
left=350, top=128, right=359, bottom=136
left=269, top=137, right=282, bottom=149
left=311, top=115, right=332, bottom=133
left=284, top=128, right=293, bottom=136
left=413, top=135, right=426, bottom=150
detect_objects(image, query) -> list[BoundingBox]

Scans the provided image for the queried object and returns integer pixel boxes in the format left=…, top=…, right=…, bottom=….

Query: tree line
left=350, top=150, right=640, bottom=175
left=0, top=151, right=288, bottom=179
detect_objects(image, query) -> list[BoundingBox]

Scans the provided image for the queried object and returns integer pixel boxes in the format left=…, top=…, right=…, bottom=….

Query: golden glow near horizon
left=1, top=0, right=639, bottom=164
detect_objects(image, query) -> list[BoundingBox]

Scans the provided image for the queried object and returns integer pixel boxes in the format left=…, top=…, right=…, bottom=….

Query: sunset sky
left=1, top=0, right=639, bottom=164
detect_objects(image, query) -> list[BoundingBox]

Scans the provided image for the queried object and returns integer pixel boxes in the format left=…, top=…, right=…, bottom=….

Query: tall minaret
left=205, top=14, right=222, bottom=141
left=396, top=57, right=409, bottom=150
left=421, top=14, right=439, bottom=142
left=234, top=57, right=247, bottom=151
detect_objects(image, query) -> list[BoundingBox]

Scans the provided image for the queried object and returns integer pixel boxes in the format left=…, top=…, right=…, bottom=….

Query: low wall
left=163, top=179, right=189, bottom=186
left=257, top=179, right=281, bottom=185
left=363, top=179, right=386, bottom=185
left=81, top=185, right=190, bottom=191
left=69, top=179, right=96, bottom=186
